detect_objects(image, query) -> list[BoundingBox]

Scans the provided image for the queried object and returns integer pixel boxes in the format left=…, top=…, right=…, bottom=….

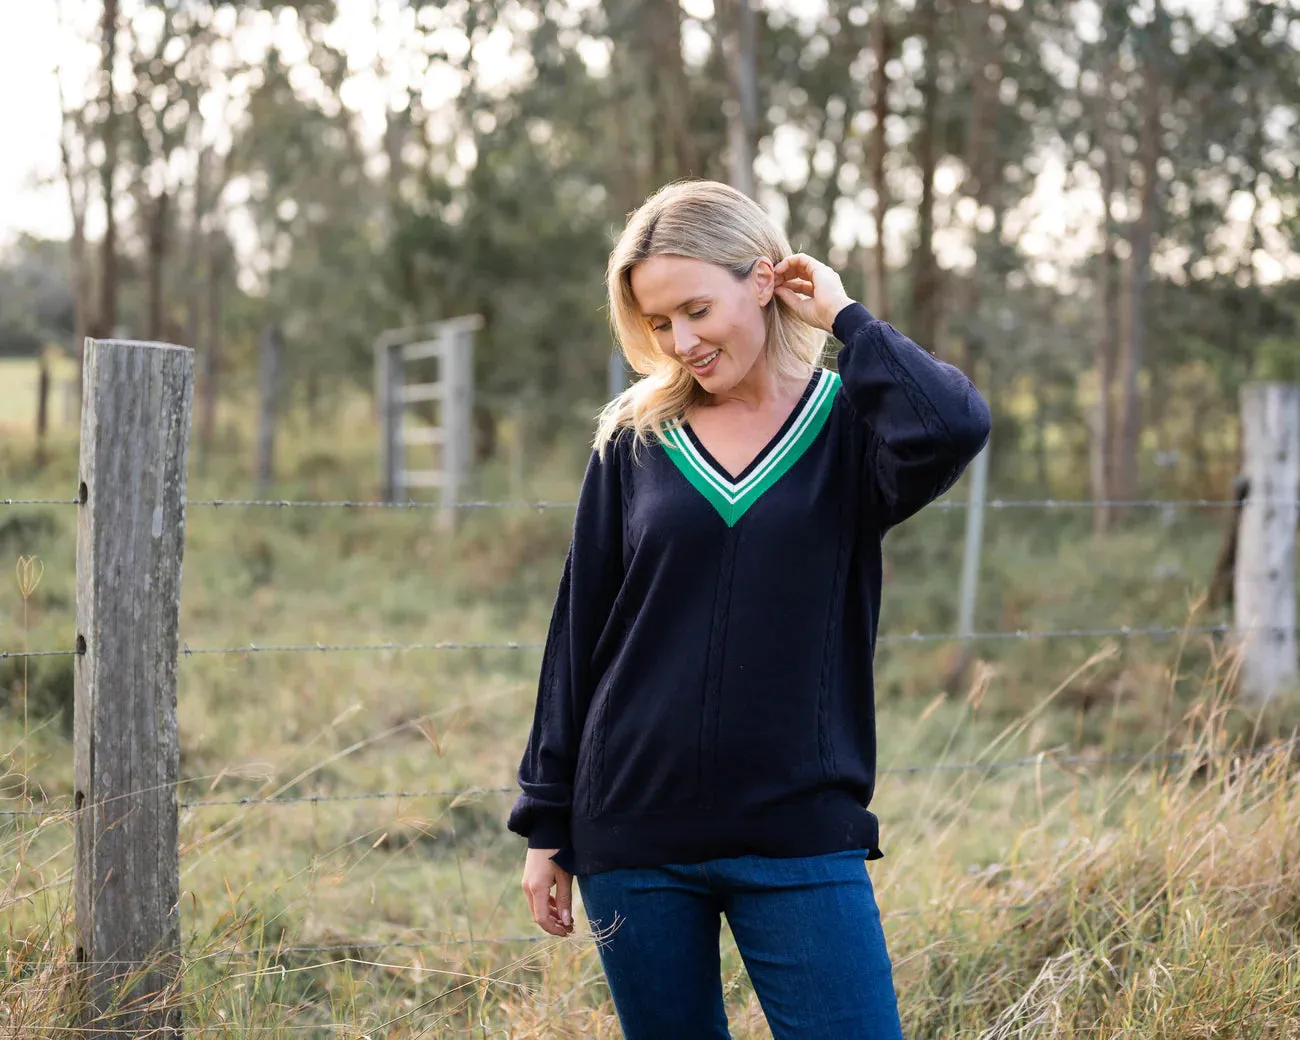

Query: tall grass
left=1, top=408, right=1296, bottom=1035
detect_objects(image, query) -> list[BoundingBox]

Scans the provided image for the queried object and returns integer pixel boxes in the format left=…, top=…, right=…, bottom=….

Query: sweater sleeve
left=832, top=302, right=991, bottom=530
left=506, top=436, right=626, bottom=857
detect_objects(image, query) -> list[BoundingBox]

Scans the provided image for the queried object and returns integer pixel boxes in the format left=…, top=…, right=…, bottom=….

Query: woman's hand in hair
left=773, top=253, right=855, bottom=333
left=522, top=847, right=575, bottom=937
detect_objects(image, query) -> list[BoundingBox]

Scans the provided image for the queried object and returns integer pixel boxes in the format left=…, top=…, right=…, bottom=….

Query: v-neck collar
left=660, top=368, right=840, bottom=527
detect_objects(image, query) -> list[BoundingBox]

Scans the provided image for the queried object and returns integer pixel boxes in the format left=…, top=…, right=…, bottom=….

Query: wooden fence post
left=1235, top=382, right=1299, bottom=703
left=75, top=337, right=193, bottom=1037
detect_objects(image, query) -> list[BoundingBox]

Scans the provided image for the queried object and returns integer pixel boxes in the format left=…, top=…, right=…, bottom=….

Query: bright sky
left=0, top=1, right=73, bottom=242
left=0, top=0, right=1295, bottom=286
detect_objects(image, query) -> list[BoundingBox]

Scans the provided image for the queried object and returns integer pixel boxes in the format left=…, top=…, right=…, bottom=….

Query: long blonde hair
left=594, top=180, right=827, bottom=456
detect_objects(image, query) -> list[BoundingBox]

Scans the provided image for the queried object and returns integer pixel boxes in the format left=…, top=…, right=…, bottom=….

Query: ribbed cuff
left=525, top=813, right=571, bottom=852
left=832, top=301, right=877, bottom=344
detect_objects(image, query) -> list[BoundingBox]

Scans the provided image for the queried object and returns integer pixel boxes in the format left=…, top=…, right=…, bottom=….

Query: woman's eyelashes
left=650, top=307, right=710, bottom=334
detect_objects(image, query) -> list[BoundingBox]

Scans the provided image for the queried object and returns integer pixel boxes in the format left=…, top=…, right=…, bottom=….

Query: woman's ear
left=750, top=257, right=776, bottom=307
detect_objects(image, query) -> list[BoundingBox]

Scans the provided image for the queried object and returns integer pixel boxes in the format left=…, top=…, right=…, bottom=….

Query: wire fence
left=6, top=621, right=1297, bottom=663
left=42, top=886, right=1083, bottom=967
left=182, top=496, right=1300, bottom=511
left=4, top=740, right=1292, bottom=820
left=2, top=482, right=1297, bottom=995
left=9, top=735, right=1297, bottom=973
left=2, top=494, right=1299, bottom=512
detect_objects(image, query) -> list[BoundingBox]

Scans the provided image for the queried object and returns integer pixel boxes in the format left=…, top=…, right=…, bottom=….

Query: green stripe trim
left=661, top=370, right=840, bottom=526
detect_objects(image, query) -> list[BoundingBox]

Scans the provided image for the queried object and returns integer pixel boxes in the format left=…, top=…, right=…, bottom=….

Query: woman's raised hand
left=773, top=253, right=855, bottom=334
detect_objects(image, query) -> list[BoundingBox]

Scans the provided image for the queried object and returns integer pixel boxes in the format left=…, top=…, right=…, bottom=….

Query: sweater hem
left=568, top=793, right=882, bottom=876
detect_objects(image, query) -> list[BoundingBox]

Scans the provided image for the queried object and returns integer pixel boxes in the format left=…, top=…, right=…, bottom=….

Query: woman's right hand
left=522, top=847, right=575, bottom=936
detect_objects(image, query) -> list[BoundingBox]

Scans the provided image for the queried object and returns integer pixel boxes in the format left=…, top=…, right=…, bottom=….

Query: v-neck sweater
left=507, top=303, right=991, bottom=876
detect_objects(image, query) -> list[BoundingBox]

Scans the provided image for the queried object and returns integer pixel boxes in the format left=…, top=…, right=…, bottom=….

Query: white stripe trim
left=730, top=371, right=836, bottom=493
left=667, top=370, right=838, bottom=504
left=671, top=370, right=835, bottom=503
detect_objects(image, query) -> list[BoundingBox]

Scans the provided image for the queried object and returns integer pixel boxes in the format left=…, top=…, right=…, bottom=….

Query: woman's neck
left=705, top=352, right=812, bottom=413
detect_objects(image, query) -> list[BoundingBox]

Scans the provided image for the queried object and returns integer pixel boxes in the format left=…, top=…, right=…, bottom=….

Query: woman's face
left=630, top=254, right=774, bottom=394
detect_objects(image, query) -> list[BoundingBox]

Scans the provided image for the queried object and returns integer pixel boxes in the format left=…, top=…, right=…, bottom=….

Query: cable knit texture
left=507, top=302, right=991, bottom=875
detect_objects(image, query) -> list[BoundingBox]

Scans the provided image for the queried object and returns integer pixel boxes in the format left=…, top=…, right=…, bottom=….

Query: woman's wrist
left=823, top=296, right=856, bottom=333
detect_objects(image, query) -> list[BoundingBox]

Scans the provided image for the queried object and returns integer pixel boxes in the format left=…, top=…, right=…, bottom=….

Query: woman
left=507, top=180, right=990, bottom=1039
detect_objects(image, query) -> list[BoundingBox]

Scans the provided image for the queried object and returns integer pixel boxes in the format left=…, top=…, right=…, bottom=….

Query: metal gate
left=373, top=314, right=482, bottom=510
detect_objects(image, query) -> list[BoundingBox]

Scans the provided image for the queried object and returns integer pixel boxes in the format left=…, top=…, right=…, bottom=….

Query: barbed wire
left=187, top=497, right=576, bottom=510
left=179, top=785, right=516, bottom=809
left=8, top=741, right=1289, bottom=819
left=179, top=639, right=545, bottom=655
left=205, top=935, right=546, bottom=959
left=8, top=621, right=1292, bottom=665
left=4, top=489, right=1299, bottom=513
left=879, top=622, right=1240, bottom=644
left=179, top=496, right=1298, bottom=511
left=26, top=934, right=551, bottom=971
left=950, top=497, right=1295, bottom=511
left=172, top=622, right=1292, bottom=658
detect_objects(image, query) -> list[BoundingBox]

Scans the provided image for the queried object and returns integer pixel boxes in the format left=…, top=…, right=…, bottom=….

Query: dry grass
left=1, top=409, right=1297, bottom=1036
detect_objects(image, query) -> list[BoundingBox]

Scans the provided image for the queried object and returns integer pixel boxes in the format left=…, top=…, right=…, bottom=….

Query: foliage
left=4, top=0, right=1294, bottom=483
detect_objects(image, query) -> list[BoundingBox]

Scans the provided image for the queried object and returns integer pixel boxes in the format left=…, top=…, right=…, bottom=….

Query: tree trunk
left=146, top=189, right=168, bottom=341
left=199, top=233, right=222, bottom=469
left=719, top=0, right=759, bottom=197
left=71, top=215, right=89, bottom=366
left=56, top=58, right=91, bottom=381
left=1092, top=101, right=1120, bottom=533
left=647, top=0, right=697, bottom=183
left=909, top=0, right=941, bottom=350
left=97, top=0, right=119, bottom=339
left=35, top=358, right=50, bottom=467
left=868, top=2, right=891, bottom=321
left=185, top=153, right=206, bottom=393
left=255, top=323, right=281, bottom=496
left=954, top=1, right=998, bottom=375
left=1113, top=16, right=1162, bottom=517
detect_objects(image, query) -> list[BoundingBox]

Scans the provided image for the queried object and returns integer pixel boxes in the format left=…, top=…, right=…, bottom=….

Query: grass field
left=0, top=400, right=1297, bottom=1037
left=0, top=356, right=79, bottom=436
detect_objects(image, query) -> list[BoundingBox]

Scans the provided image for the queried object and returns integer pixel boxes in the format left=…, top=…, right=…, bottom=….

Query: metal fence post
left=75, top=337, right=192, bottom=1037
left=956, top=440, right=990, bottom=642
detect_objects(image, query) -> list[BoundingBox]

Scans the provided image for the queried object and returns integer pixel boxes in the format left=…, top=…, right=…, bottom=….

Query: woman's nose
left=673, top=321, right=699, bottom=354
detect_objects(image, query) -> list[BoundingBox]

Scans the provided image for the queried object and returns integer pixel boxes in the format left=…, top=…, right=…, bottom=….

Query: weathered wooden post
left=76, top=337, right=192, bottom=1037
left=1235, top=382, right=1299, bottom=703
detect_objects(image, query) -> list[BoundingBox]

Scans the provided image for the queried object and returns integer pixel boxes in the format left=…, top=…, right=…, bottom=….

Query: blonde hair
left=594, top=180, right=827, bottom=456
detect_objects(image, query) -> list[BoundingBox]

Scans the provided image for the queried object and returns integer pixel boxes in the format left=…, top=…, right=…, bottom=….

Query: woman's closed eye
left=651, top=307, right=709, bottom=333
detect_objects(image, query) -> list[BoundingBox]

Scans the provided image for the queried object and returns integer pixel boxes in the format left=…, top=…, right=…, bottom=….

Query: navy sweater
left=507, top=303, right=991, bottom=875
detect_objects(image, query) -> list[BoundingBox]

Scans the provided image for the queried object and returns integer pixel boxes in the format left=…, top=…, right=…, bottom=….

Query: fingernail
left=562, top=909, right=572, bottom=926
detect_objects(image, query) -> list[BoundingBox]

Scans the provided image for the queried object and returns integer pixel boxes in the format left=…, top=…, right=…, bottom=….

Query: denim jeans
left=577, top=849, right=904, bottom=1040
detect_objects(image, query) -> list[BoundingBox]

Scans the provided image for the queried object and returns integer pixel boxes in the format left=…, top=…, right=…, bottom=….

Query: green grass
left=0, top=356, right=79, bottom=438
left=0, top=395, right=1297, bottom=1036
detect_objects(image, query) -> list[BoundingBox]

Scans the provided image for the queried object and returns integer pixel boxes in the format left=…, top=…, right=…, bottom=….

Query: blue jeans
left=577, top=849, right=904, bottom=1040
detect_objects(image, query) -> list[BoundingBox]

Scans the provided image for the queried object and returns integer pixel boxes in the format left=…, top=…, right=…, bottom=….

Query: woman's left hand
left=773, top=253, right=855, bottom=333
